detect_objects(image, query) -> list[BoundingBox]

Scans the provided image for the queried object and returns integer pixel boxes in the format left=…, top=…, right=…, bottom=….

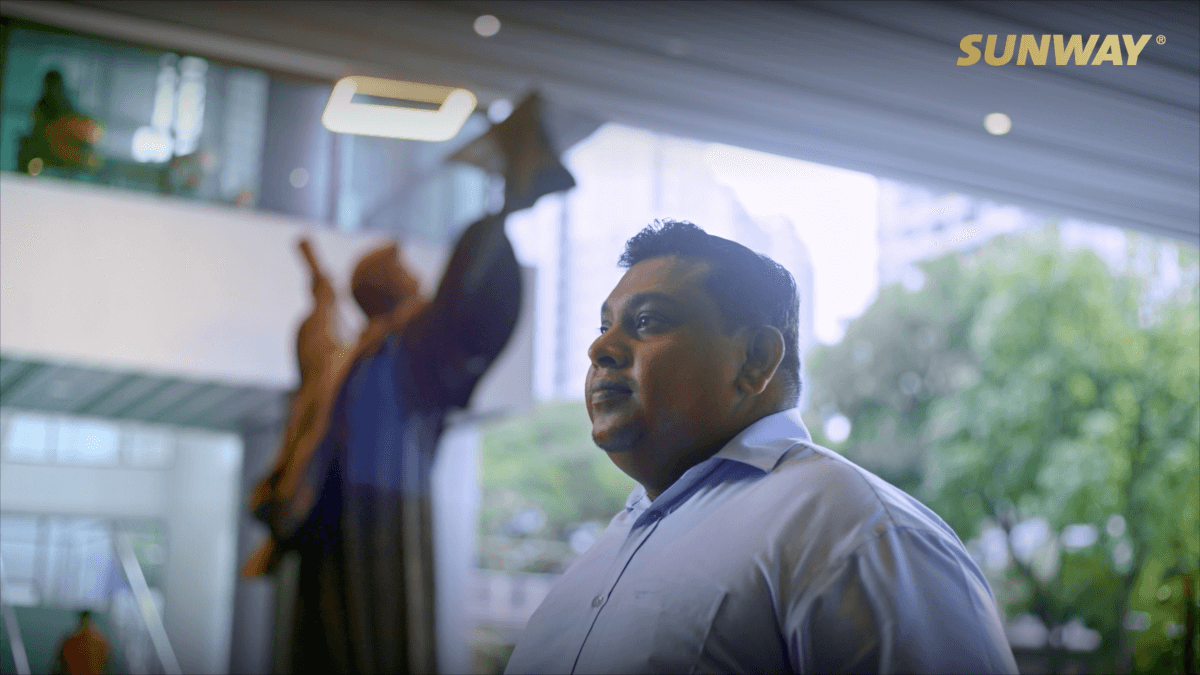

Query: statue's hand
left=298, top=238, right=336, bottom=301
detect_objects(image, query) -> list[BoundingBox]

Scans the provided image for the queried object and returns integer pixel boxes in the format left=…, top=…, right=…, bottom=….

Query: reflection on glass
left=173, top=57, right=207, bottom=156
left=57, top=419, right=121, bottom=465
left=4, top=413, right=51, bottom=462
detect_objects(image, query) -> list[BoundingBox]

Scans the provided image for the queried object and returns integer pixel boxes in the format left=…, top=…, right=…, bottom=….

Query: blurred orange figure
left=44, top=114, right=105, bottom=167
left=18, top=70, right=105, bottom=174
left=52, top=611, right=109, bottom=675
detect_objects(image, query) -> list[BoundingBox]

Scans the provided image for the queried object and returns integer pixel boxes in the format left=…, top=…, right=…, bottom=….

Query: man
left=505, top=220, right=1018, bottom=674
left=52, top=610, right=109, bottom=675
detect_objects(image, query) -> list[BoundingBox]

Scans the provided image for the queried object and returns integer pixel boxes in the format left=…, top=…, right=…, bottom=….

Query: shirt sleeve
left=785, top=526, right=1019, bottom=675
left=408, top=213, right=522, bottom=409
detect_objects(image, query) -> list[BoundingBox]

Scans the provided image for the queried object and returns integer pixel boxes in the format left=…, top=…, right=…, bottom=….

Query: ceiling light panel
left=322, top=76, right=477, bottom=141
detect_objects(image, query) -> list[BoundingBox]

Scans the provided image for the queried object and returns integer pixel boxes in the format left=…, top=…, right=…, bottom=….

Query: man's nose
left=588, top=328, right=629, bottom=369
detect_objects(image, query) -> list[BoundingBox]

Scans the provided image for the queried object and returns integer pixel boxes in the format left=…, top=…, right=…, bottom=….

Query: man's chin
left=590, top=421, right=643, bottom=454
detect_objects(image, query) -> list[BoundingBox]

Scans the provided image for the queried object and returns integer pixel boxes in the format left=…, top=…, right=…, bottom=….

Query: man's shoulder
left=762, top=440, right=961, bottom=558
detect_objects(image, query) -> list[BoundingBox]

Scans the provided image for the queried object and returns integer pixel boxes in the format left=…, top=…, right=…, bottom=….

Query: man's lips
left=589, top=379, right=633, bottom=401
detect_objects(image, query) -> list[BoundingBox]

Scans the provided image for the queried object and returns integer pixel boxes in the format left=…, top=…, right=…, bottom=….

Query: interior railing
left=0, top=531, right=183, bottom=675
left=0, top=558, right=32, bottom=675
left=113, top=532, right=182, bottom=675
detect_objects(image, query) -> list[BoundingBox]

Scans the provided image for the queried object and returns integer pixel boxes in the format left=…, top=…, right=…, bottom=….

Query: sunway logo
left=956, top=34, right=1161, bottom=66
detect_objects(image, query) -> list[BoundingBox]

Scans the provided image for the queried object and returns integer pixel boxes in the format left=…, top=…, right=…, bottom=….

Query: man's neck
left=638, top=404, right=792, bottom=501
left=624, top=427, right=740, bottom=502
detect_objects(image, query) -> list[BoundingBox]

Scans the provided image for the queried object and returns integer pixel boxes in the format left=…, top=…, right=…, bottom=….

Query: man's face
left=585, top=256, right=745, bottom=461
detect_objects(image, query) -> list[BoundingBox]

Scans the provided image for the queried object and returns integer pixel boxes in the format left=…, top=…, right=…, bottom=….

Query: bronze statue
left=244, top=93, right=598, bottom=674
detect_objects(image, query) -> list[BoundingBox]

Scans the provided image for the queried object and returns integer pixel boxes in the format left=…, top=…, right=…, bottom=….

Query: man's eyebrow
left=600, top=292, right=683, bottom=316
left=626, top=292, right=683, bottom=309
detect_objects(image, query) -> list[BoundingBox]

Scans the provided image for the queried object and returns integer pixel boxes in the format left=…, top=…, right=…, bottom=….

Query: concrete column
left=228, top=418, right=286, bottom=674
left=432, top=421, right=482, bottom=675
left=161, top=429, right=242, bottom=675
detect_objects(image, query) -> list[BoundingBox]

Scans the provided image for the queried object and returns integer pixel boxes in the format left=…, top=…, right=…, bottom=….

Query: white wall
left=0, top=173, right=533, bottom=413
left=0, top=463, right=167, bottom=517
left=1, top=174, right=383, bottom=388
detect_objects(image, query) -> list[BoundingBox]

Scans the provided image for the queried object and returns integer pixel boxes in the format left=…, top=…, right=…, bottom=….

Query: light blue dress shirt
left=505, top=409, right=1018, bottom=674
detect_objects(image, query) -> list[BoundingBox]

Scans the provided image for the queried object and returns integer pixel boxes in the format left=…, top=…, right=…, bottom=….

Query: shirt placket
left=569, top=509, right=664, bottom=672
left=569, top=459, right=726, bottom=673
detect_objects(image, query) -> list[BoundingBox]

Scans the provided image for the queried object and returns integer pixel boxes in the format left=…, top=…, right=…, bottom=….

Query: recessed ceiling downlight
left=984, top=112, right=1012, bottom=135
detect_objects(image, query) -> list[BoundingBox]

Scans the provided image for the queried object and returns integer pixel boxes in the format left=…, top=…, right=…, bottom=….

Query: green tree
left=479, top=400, right=637, bottom=573
left=804, top=225, right=1199, bottom=672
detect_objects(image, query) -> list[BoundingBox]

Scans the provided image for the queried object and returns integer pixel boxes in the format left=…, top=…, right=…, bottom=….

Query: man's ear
left=738, top=326, right=785, bottom=396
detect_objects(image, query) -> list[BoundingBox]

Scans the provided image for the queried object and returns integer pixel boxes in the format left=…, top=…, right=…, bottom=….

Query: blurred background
left=0, top=2, right=1195, bottom=674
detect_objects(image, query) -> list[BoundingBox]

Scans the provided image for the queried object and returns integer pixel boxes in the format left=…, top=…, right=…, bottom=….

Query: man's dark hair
left=619, top=219, right=802, bottom=405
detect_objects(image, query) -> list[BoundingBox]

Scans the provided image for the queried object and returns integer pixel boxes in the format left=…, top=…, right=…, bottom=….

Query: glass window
left=122, top=424, right=175, bottom=469
left=1, top=24, right=269, bottom=201
left=474, top=121, right=1199, bottom=674
left=42, top=517, right=115, bottom=607
left=0, top=514, right=166, bottom=610
left=57, top=418, right=121, bottom=465
left=0, top=408, right=184, bottom=469
left=0, top=514, right=41, bottom=605
left=3, top=411, right=52, bottom=462
left=1, top=20, right=491, bottom=245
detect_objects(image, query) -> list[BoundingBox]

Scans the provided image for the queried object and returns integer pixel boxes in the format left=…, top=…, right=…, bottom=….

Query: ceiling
left=0, top=356, right=288, bottom=432
left=4, top=0, right=1197, bottom=243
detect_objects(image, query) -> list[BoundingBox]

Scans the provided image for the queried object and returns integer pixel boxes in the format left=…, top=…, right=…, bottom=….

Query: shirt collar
left=625, top=484, right=648, bottom=511
left=711, top=407, right=811, bottom=473
left=622, top=408, right=811, bottom=513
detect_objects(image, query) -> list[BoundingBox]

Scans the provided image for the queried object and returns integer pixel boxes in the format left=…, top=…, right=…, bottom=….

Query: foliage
left=803, top=225, right=1199, bottom=672
left=472, top=626, right=517, bottom=675
left=479, top=400, right=637, bottom=573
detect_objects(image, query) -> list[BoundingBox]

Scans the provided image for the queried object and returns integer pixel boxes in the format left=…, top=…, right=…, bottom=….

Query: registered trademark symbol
left=1156, top=35, right=1166, bottom=45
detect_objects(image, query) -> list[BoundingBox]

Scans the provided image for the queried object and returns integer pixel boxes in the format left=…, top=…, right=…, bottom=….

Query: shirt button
left=591, top=594, right=605, bottom=608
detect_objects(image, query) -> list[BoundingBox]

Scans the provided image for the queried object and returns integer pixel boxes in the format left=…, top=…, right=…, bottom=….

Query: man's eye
left=636, top=315, right=663, bottom=330
left=598, top=325, right=609, bottom=335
